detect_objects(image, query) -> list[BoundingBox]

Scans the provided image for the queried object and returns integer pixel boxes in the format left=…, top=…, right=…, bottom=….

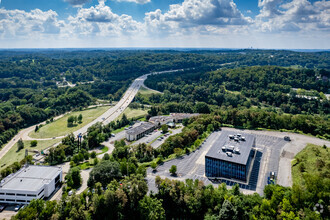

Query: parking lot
left=146, top=129, right=287, bottom=195
left=131, top=126, right=183, bottom=149
left=0, top=204, right=20, bottom=219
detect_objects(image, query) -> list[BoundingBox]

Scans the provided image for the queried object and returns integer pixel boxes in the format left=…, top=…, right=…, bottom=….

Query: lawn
left=30, top=106, right=110, bottom=139
left=291, top=143, right=330, bottom=185
left=138, top=86, right=161, bottom=96
left=119, top=107, right=148, bottom=120
left=0, top=139, right=60, bottom=169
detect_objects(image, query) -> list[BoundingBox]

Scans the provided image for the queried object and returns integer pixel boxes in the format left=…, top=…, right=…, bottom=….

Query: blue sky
left=0, top=0, right=329, bottom=48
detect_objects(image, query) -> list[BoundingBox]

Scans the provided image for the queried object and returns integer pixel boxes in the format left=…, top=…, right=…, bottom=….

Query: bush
left=169, top=165, right=177, bottom=175
left=30, top=140, right=38, bottom=147
left=91, top=151, right=97, bottom=158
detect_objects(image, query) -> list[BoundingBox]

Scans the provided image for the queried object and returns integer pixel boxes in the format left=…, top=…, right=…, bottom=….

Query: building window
left=6, top=199, right=15, bottom=202
left=16, top=200, right=26, bottom=203
left=16, top=194, right=26, bottom=197
left=6, top=193, right=15, bottom=196
left=0, top=193, right=4, bottom=195
left=27, top=194, right=36, bottom=197
left=38, top=188, right=45, bottom=196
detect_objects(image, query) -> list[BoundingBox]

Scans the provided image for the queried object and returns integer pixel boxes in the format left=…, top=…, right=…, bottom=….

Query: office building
left=0, top=165, right=62, bottom=204
left=205, top=131, right=256, bottom=182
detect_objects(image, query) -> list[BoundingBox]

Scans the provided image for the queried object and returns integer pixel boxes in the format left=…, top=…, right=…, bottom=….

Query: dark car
left=284, top=136, right=291, bottom=141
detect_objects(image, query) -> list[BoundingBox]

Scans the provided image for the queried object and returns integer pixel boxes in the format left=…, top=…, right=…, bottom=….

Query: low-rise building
left=205, top=132, right=256, bottom=182
left=149, top=116, right=173, bottom=127
left=126, top=122, right=156, bottom=141
left=0, top=165, right=62, bottom=204
left=170, top=113, right=199, bottom=123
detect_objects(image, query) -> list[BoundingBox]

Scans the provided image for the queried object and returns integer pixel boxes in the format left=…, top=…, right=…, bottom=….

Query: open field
left=29, top=106, right=110, bottom=139
left=119, top=107, right=148, bottom=120
left=0, top=139, right=60, bottom=169
left=138, top=86, right=161, bottom=96
left=291, top=144, right=329, bottom=185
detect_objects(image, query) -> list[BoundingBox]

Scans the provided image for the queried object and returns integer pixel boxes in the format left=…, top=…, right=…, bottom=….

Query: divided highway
left=0, top=69, right=183, bottom=161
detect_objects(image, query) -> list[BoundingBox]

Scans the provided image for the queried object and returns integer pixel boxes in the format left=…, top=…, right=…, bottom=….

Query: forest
left=0, top=49, right=329, bottom=219
left=0, top=50, right=329, bottom=149
left=12, top=114, right=330, bottom=220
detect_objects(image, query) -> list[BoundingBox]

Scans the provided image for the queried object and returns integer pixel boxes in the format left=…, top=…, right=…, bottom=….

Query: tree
left=17, top=138, right=24, bottom=151
left=91, top=151, right=97, bottom=158
left=161, top=124, right=168, bottom=133
left=169, top=165, right=177, bottom=176
left=218, top=200, right=238, bottom=220
left=30, top=140, right=38, bottom=147
left=173, top=148, right=182, bottom=157
left=78, top=114, right=83, bottom=123
left=66, top=167, right=82, bottom=189
left=88, top=160, right=122, bottom=187
left=103, top=153, right=110, bottom=160
left=151, top=162, right=157, bottom=171
left=67, top=116, right=75, bottom=127
left=34, top=125, right=39, bottom=132
left=139, top=196, right=165, bottom=220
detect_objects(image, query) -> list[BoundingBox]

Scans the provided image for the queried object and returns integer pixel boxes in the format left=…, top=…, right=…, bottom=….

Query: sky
left=0, top=0, right=329, bottom=49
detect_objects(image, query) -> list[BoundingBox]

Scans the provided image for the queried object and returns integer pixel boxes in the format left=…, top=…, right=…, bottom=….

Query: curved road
left=0, top=69, right=183, bottom=161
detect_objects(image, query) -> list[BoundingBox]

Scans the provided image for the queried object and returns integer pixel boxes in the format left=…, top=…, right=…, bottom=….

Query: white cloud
left=145, top=0, right=252, bottom=36
left=0, top=0, right=329, bottom=48
left=64, top=0, right=90, bottom=7
left=256, top=0, right=330, bottom=32
left=65, top=0, right=142, bottom=37
left=0, top=8, right=64, bottom=38
left=116, top=0, right=151, bottom=4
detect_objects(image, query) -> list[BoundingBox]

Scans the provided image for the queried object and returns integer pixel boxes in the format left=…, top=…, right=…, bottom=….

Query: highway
left=0, top=69, right=184, bottom=161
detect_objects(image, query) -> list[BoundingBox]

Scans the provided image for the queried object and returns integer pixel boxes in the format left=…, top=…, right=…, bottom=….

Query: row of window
left=205, top=157, right=247, bottom=181
left=0, top=198, right=31, bottom=202
left=0, top=192, right=37, bottom=197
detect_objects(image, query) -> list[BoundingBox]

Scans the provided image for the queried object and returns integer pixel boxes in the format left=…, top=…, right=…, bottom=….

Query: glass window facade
left=205, top=156, right=248, bottom=181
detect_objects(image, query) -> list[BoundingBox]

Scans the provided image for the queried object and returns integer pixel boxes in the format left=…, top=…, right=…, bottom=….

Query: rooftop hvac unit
left=235, top=147, right=240, bottom=154
left=241, top=137, right=246, bottom=141
left=222, top=146, right=226, bottom=151
left=226, top=152, right=232, bottom=157
left=227, top=146, right=234, bottom=151
left=237, top=134, right=241, bottom=137
left=228, top=135, right=234, bottom=139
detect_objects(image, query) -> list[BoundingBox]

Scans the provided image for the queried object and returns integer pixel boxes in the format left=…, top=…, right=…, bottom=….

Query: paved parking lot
left=0, top=205, right=19, bottom=219
left=146, top=129, right=287, bottom=195
left=131, top=127, right=183, bottom=149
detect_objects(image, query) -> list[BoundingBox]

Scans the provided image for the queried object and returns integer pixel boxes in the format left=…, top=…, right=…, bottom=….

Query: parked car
left=68, top=190, right=73, bottom=196
left=268, top=172, right=276, bottom=185
left=0, top=204, right=6, bottom=212
left=14, top=204, right=21, bottom=212
left=284, top=136, right=291, bottom=141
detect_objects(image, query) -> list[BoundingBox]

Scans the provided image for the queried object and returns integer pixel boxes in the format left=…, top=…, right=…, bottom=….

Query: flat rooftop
left=126, top=122, right=155, bottom=135
left=205, top=131, right=255, bottom=165
left=0, top=165, right=62, bottom=192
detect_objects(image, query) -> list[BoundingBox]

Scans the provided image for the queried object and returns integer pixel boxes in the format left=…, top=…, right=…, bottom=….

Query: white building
left=0, top=165, right=62, bottom=204
left=126, top=122, right=155, bottom=141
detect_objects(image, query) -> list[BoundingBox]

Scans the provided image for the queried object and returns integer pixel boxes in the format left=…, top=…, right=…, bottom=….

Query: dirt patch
left=281, top=150, right=295, bottom=159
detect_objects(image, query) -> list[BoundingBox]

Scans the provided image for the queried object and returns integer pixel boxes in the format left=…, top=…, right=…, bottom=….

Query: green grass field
left=0, top=139, right=60, bottom=169
left=29, top=106, right=110, bottom=139
left=292, top=143, right=330, bottom=185
left=119, top=107, right=148, bottom=120
left=138, top=86, right=161, bottom=96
